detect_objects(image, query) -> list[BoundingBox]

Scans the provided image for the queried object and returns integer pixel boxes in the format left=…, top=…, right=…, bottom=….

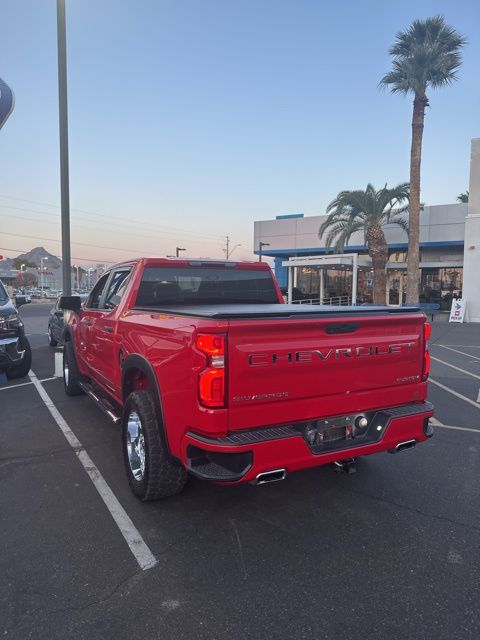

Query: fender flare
left=121, top=354, right=172, bottom=455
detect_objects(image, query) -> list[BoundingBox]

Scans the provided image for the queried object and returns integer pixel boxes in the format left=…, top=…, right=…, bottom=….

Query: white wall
left=254, top=203, right=467, bottom=253
left=462, top=138, right=480, bottom=322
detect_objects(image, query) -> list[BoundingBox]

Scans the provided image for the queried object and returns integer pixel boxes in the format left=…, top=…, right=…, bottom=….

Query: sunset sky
left=1, top=0, right=479, bottom=266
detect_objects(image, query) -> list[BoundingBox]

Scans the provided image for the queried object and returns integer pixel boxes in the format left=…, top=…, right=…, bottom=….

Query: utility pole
left=57, top=0, right=72, bottom=295
left=223, top=236, right=241, bottom=259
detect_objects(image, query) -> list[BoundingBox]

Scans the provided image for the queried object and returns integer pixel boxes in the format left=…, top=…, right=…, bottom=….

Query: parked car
left=59, top=258, right=434, bottom=502
left=14, top=293, right=31, bottom=305
left=48, top=295, right=87, bottom=346
left=0, top=280, right=32, bottom=379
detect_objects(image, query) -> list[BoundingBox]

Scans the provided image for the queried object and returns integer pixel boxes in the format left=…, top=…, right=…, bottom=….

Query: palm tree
left=319, top=183, right=409, bottom=304
left=457, top=191, right=469, bottom=203
left=380, top=16, right=466, bottom=303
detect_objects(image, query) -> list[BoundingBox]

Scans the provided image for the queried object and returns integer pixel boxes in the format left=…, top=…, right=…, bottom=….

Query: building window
left=421, top=268, right=463, bottom=309
left=388, top=250, right=408, bottom=263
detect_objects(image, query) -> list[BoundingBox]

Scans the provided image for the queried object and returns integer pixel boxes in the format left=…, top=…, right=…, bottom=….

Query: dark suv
left=48, top=294, right=87, bottom=346
left=0, top=280, right=32, bottom=379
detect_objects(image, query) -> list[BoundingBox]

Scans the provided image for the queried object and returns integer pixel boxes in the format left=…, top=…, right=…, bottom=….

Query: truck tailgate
left=227, top=312, right=427, bottom=430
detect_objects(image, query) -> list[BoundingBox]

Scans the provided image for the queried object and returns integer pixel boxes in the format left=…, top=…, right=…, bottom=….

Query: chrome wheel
left=126, top=411, right=146, bottom=482
left=63, top=353, right=69, bottom=386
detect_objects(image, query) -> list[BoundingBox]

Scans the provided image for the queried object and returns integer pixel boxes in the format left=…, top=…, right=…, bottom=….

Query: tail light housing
left=422, top=322, right=431, bottom=381
left=196, top=334, right=226, bottom=407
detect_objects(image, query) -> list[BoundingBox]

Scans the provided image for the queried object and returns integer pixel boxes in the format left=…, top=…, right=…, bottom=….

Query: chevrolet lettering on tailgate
left=248, top=342, right=416, bottom=366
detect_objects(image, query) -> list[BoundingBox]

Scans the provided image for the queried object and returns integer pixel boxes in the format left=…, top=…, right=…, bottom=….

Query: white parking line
left=28, top=369, right=157, bottom=572
left=435, top=345, right=480, bottom=362
left=430, top=356, right=480, bottom=380
left=429, top=377, right=480, bottom=409
left=441, top=344, right=480, bottom=349
left=0, top=376, right=57, bottom=392
left=438, top=425, right=480, bottom=433
left=430, top=416, right=479, bottom=433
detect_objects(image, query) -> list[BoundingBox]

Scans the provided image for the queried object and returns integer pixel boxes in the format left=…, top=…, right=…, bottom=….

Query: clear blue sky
left=1, top=0, right=478, bottom=265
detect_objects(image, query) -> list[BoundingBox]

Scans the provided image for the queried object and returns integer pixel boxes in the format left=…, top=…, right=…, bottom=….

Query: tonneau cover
left=133, top=303, right=420, bottom=319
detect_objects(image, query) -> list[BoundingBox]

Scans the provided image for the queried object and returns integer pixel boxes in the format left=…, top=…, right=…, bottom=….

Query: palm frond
left=380, top=16, right=466, bottom=95
left=387, top=216, right=409, bottom=234
left=319, top=182, right=409, bottom=249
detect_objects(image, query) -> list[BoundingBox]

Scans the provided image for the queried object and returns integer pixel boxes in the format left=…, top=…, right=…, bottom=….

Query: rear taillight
left=196, top=334, right=226, bottom=407
left=422, top=322, right=431, bottom=381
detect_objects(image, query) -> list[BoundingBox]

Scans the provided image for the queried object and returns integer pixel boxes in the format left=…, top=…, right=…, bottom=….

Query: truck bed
left=133, top=303, right=421, bottom=319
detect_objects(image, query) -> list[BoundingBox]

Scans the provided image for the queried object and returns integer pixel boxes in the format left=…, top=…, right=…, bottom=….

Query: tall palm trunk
left=366, top=223, right=388, bottom=304
left=406, top=93, right=428, bottom=303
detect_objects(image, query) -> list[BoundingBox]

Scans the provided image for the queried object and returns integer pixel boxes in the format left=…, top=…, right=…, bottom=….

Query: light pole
left=176, top=247, right=186, bottom=258
left=19, top=263, right=26, bottom=289
left=258, top=242, right=270, bottom=262
left=57, top=0, right=72, bottom=295
left=223, top=236, right=241, bottom=259
left=73, top=264, right=79, bottom=289
left=40, top=257, right=48, bottom=293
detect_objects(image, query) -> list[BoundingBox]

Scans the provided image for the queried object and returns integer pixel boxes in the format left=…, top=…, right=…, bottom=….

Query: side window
left=86, top=274, right=110, bottom=309
left=103, top=270, right=131, bottom=310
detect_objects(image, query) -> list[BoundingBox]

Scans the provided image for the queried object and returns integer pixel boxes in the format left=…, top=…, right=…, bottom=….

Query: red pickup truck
left=60, top=258, right=434, bottom=501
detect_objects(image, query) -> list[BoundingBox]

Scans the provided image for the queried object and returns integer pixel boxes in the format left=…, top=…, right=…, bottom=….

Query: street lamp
left=258, top=242, right=270, bottom=262
left=73, top=264, right=80, bottom=289
left=20, top=263, right=26, bottom=271
left=230, top=244, right=242, bottom=258
left=40, top=257, right=48, bottom=293
left=176, top=247, right=186, bottom=258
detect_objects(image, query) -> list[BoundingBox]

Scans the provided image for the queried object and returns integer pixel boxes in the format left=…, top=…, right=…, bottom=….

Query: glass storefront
left=295, top=266, right=374, bottom=303
left=357, top=270, right=374, bottom=303
left=420, top=267, right=463, bottom=309
left=296, top=267, right=354, bottom=301
left=287, top=258, right=463, bottom=308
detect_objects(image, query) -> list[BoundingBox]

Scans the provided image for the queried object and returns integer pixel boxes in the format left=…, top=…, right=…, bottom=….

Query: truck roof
left=107, top=258, right=272, bottom=271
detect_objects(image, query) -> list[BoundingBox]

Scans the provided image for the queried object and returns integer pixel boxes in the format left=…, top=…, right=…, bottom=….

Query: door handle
left=103, top=325, right=114, bottom=333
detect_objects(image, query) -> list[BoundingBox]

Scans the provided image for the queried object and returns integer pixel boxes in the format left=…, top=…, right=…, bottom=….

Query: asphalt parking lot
left=1, top=303, right=479, bottom=640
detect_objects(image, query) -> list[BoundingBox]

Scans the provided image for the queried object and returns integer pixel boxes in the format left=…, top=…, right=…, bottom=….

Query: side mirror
left=15, top=295, right=28, bottom=307
left=54, top=309, right=64, bottom=317
left=59, top=295, right=82, bottom=314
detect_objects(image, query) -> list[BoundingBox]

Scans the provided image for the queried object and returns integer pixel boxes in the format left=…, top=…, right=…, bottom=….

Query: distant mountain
left=0, top=256, right=13, bottom=269
left=16, top=247, right=62, bottom=269
left=0, top=247, right=62, bottom=273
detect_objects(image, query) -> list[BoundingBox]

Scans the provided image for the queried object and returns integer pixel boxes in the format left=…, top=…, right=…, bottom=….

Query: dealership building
left=254, top=138, right=480, bottom=321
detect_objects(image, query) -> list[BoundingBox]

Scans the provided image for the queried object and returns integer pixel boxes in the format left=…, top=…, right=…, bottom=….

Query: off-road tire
left=6, top=336, right=32, bottom=379
left=122, top=390, right=188, bottom=501
left=48, top=327, right=58, bottom=347
left=63, top=340, right=85, bottom=396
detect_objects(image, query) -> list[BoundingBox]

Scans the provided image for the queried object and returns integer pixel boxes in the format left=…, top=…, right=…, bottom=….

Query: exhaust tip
left=255, top=468, right=287, bottom=485
left=389, top=439, right=416, bottom=454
